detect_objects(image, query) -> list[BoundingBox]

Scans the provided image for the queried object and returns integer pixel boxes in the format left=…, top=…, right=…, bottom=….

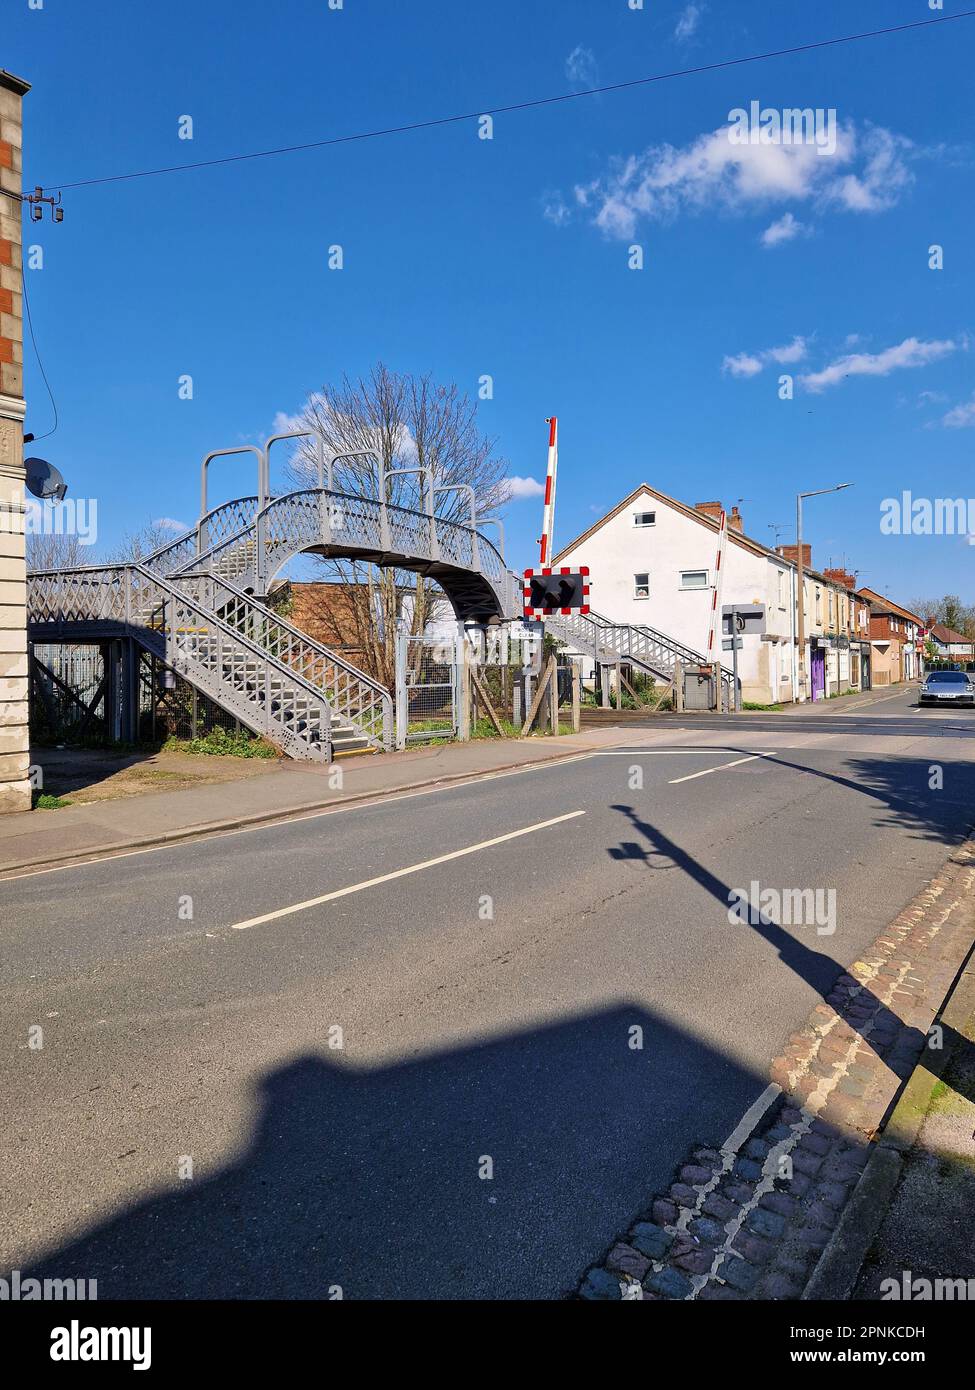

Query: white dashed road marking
left=230, top=810, right=586, bottom=930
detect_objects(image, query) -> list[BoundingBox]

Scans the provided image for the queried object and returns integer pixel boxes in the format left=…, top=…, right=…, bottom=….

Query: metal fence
left=146, top=655, right=245, bottom=743
left=30, top=643, right=244, bottom=746
left=395, top=631, right=458, bottom=745
left=30, top=644, right=106, bottom=739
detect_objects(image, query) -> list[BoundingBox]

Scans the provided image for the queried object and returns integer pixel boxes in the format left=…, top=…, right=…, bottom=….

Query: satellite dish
left=24, top=457, right=68, bottom=502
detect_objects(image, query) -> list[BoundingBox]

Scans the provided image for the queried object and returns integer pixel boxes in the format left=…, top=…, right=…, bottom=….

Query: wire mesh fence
left=145, top=654, right=246, bottom=743
left=397, top=633, right=457, bottom=743
left=29, top=644, right=105, bottom=739
left=29, top=643, right=246, bottom=747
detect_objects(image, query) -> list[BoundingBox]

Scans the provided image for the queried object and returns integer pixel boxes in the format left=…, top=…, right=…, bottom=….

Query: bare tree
left=26, top=530, right=86, bottom=572
left=908, top=594, right=975, bottom=636
left=280, top=363, right=511, bottom=686
left=27, top=516, right=179, bottom=572
left=100, top=520, right=179, bottom=565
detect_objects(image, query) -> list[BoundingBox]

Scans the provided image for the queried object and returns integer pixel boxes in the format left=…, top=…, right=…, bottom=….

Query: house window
left=634, top=573, right=650, bottom=600
left=680, top=570, right=709, bottom=589
left=633, top=511, right=656, bottom=527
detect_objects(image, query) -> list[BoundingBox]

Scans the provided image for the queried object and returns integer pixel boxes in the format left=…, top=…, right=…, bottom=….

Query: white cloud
left=800, top=337, right=961, bottom=393
left=153, top=517, right=188, bottom=533
left=565, top=45, right=598, bottom=89
left=542, top=193, right=572, bottom=227
left=723, top=336, right=807, bottom=377
left=942, top=392, right=975, bottom=428
left=568, top=120, right=912, bottom=241
left=722, top=352, right=764, bottom=379
left=824, top=126, right=913, bottom=213
left=271, top=409, right=303, bottom=436
left=505, top=476, right=545, bottom=499
left=675, top=4, right=703, bottom=42
left=760, top=211, right=806, bottom=247
left=766, top=336, right=808, bottom=365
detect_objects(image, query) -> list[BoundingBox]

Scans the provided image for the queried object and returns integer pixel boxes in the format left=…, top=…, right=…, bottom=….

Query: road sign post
left=721, top=604, right=766, bottom=712
left=731, top=637, right=739, bottom=712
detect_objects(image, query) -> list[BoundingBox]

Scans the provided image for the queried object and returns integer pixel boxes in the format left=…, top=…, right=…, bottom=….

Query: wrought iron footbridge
left=27, top=438, right=519, bottom=760
left=27, top=436, right=733, bottom=759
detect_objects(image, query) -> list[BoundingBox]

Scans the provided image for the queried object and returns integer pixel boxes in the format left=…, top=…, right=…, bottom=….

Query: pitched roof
left=552, top=483, right=787, bottom=567
left=552, top=484, right=864, bottom=596
left=929, top=622, right=973, bottom=645
left=855, top=587, right=924, bottom=625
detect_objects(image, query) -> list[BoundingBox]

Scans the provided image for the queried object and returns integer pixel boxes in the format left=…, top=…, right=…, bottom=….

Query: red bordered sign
left=523, top=566, right=590, bottom=617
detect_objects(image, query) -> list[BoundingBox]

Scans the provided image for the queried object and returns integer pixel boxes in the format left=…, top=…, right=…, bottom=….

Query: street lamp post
left=796, top=483, right=853, bottom=703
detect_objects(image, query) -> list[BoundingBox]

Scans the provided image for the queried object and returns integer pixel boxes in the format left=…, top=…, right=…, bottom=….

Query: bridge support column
left=456, top=629, right=471, bottom=742
left=105, top=640, right=139, bottom=744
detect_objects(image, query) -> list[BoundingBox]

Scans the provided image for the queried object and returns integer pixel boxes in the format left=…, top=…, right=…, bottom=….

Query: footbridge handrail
left=183, top=572, right=393, bottom=749
left=547, top=605, right=735, bottom=700
left=141, top=496, right=262, bottom=578
left=250, top=487, right=509, bottom=593
left=138, top=480, right=515, bottom=622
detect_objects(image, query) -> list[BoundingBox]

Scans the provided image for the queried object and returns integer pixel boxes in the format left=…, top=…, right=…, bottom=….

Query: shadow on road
left=766, top=752, right=975, bottom=847
left=607, top=801, right=942, bottom=1076
left=16, top=757, right=974, bottom=1302
left=20, top=1006, right=765, bottom=1299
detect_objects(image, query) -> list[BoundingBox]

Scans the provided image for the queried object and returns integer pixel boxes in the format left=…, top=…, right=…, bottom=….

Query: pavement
left=2, top=683, right=974, bottom=1299
left=3, top=728, right=633, bottom=877
left=849, top=953, right=975, bottom=1302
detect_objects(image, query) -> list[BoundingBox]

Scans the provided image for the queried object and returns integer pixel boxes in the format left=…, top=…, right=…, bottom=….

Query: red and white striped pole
left=538, top=415, right=558, bottom=566
left=706, top=508, right=728, bottom=666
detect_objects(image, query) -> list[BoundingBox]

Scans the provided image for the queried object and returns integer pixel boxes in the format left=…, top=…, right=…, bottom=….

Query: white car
left=919, top=670, right=975, bottom=706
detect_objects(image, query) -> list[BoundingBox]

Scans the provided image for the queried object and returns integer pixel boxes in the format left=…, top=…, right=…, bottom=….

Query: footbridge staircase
left=546, top=608, right=735, bottom=707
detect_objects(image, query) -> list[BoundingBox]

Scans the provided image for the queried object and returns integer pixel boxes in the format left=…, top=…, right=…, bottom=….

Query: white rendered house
left=552, top=485, right=798, bottom=705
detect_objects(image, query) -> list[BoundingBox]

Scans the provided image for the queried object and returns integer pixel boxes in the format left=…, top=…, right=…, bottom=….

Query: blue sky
left=6, top=0, right=974, bottom=602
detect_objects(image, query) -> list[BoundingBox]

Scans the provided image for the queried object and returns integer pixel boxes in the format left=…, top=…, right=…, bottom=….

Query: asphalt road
left=1, top=686, right=973, bottom=1299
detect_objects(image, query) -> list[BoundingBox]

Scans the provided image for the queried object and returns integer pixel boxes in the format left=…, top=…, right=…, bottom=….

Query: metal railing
left=547, top=606, right=735, bottom=704
left=191, top=573, right=393, bottom=749
left=28, top=564, right=336, bottom=760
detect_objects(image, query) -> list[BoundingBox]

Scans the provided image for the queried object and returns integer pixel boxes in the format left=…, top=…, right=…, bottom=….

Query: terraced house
left=857, top=588, right=924, bottom=687
left=775, top=555, right=872, bottom=700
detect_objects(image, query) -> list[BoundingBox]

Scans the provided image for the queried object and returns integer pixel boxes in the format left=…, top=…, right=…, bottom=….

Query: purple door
left=811, top=648, right=826, bottom=701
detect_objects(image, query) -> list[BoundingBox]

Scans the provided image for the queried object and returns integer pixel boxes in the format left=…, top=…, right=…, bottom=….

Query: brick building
left=857, top=588, right=924, bottom=686
left=0, top=70, right=30, bottom=813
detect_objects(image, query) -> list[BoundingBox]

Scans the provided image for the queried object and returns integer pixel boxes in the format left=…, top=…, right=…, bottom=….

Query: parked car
left=919, top=670, right=975, bottom=706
